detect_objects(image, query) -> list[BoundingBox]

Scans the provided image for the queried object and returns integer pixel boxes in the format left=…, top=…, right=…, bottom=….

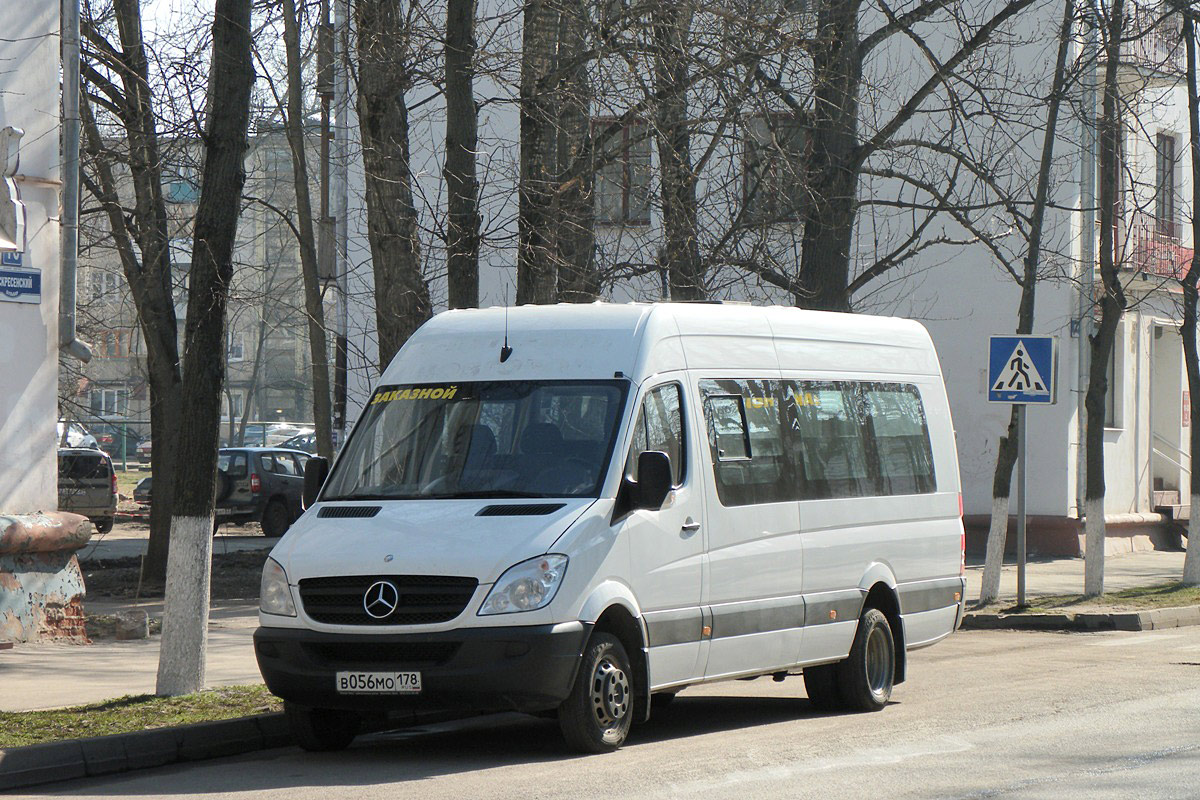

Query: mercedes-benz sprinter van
left=255, top=302, right=965, bottom=753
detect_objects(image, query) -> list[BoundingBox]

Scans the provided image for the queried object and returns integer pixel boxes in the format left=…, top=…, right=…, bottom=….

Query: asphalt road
left=15, top=626, right=1200, bottom=799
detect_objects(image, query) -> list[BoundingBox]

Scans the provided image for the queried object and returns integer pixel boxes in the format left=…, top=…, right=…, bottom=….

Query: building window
left=90, top=268, right=120, bottom=302
left=165, top=164, right=200, bottom=204
left=594, top=119, right=651, bottom=226
left=1104, top=342, right=1122, bottom=429
left=744, top=114, right=807, bottom=224
left=223, top=390, right=245, bottom=420
left=95, top=330, right=127, bottom=358
left=1156, top=132, right=1177, bottom=238
left=228, top=332, right=245, bottom=362
left=91, top=387, right=129, bottom=418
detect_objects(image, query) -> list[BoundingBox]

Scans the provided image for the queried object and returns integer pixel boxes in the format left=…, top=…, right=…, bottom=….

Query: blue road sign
left=989, top=335, right=1057, bottom=404
left=0, top=264, right=41, bottom=304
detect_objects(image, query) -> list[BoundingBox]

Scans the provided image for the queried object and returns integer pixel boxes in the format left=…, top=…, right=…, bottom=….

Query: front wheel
left=836, top=608, right=895, bottom=712
left=284, top=701, right=360, bottom=752
left=558, top=632, right=634, bottom=753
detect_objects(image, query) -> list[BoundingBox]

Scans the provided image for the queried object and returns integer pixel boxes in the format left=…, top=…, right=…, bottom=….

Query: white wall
left=0, top=6, right=61, bottom=514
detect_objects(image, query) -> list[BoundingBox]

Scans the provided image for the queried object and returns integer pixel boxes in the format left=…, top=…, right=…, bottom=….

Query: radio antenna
left=500, top=284, right=513, bottom=363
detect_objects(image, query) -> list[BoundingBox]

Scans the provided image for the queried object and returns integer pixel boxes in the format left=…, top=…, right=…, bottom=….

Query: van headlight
left=260, top=557, right=297, bottom=617
left=478, top=555, right=568, bottom=615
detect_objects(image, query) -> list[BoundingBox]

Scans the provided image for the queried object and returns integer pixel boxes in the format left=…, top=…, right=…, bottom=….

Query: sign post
left=988, top=335, right=1058, bottom=607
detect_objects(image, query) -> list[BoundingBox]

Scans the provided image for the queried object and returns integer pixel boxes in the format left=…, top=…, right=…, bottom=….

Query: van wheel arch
left=592, top=605, right=651, bottom=723
left=862, top=582, right=906, bottom=684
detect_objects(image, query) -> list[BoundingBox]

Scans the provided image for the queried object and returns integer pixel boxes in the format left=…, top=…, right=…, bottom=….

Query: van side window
left=785, top=382, right=874, bottom=498
left=862, top=385, right=936, bottom=495
left=626, top=383, right=685, bottom=486
left=700, top=380, right=792, bottom=506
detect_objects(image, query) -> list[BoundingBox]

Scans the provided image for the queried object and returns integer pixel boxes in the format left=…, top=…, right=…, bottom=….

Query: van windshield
left=323, top=380, right=629, bottom=501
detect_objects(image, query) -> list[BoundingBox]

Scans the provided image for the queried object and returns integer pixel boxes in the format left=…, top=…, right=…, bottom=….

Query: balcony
left=1118, top=3, right=1185, bottom=80
left=1121, top=212, right=1194, bottom=280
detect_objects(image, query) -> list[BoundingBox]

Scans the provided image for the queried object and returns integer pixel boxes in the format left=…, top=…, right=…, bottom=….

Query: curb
left=0, top=708, right=463, bottom=791
left=962, top=603, right=1200, bottom=632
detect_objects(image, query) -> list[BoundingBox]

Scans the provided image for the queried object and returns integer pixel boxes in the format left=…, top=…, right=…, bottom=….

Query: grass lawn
left=991, top=582, right=1200, bottom=614
left=114, top=468, right=146, bottom=498
left=0, top=686, right=281, bottom=748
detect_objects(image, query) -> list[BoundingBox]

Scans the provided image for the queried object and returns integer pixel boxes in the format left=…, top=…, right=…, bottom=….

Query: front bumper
left=254, top=621, right=591, bottom=714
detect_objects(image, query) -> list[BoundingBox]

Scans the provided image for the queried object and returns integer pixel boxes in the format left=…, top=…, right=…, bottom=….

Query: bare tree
left=354, top=0, right=432, bottom=368
left=445, top=0, right=481, bottom=309
left=1082, top=0, right=1128, bottom=597
left=1180, top=2, right=1200, bottom=586
left=280, top=0, right=335, bottom=459
left=157, top=0, right=255, bottom=696
left=79, top=0, right=183, bottom=584
left=979, top=0, right=1077, bottom=605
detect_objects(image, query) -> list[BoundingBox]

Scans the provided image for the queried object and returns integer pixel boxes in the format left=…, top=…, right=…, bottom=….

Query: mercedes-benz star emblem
left=363, top=580, right=399, bottom=619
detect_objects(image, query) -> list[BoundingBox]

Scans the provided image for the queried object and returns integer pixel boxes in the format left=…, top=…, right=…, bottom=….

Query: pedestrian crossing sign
left=988, top=335, right=1057, bottom=404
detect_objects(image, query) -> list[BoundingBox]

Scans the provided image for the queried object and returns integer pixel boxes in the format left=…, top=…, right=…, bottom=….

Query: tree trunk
left=1181, top=9, right=1200, bottom=586
left=355, top=0, right=432, bottom=369
left=80, top=0, right=185, bottom=584
left=518, top=0, right=561, bottom=305
left=979, top=0, right=1074, bottom=606
left=156, top=0, right=254, bottom=696
left=555, top=4, right=597, bottom=303
left=445, top=0, right=480, bottom=310
left=281, top=0, right=334, bottom=461
left=797, top=0, right=862, bottom=312
left=653, top=1, right=704, bottom=301
left=1083, top=0, right=1127, bottom=598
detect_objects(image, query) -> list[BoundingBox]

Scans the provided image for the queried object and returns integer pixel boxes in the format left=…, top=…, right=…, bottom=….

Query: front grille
left=476, top=503, right=566, bottom=517
left=298, top=575, right=478, bottom=625
left=317, top=505, right=382, bottom=518
left=302, top=641, right=460, bottom=667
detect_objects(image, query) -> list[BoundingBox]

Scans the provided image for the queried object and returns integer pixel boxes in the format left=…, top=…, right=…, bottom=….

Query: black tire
left=558, top=632, right=634, bottom=753
left=836, top=607, right=895, bottom=712
left=261, top=497, right=290, bottom=538
left=215, top=471, right=232, bottom=503
left=93, top=517, right=114, bottom=535
left=803, top=663, right=842, bottom=712
left=284, top=701, right=360, bottom=752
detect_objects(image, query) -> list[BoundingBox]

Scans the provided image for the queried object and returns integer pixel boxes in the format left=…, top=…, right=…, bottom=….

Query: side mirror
left=634, top=451, right=673, bottom=510
left=302, top=456, right=330, bottom=510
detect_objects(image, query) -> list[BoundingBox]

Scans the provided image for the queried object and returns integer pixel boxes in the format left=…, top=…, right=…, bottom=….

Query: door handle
left=681, top=520, right=701, bottom=533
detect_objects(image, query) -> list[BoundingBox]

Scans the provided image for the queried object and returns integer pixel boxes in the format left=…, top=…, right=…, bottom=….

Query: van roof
left=381, top=302, right=941, bottom=385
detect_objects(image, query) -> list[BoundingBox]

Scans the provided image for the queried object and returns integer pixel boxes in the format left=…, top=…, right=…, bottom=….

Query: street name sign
left=988, top=335, right=1057, bottom=404
left=0, top=251, right=39, bottom=304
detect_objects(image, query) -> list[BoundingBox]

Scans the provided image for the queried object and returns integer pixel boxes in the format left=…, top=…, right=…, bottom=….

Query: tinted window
left=59, top=453, right=110, bottom=480
left=219, top=451, right=248, bottom=478
left=862, top=385, right=936, bottom=495
left=626, top=383, right=686, bottom=486
left=785, top=382, right=874, bottom=498
left=700, top=380, right=793, bottom=506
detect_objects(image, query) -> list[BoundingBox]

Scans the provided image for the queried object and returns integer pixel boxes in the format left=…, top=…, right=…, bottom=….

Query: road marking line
left=1089, top=634, right=1184, bottom=647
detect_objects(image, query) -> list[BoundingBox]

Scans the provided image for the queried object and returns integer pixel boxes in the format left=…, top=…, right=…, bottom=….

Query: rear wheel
left=558, top=632, right=634, bottom=753
left=261, top=497, right=290, bottom=538
left=93, top=517, right=114, bottom=535
left=836, top=608, right=895, bottom=712
left=284, top=702, right=360, bottom=752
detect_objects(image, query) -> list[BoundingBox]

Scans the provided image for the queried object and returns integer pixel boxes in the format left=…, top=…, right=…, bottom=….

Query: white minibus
left=255, top=302, right=965, bottom=753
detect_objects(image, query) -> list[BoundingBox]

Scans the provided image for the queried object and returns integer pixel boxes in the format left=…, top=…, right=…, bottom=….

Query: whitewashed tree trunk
left=155, top=515, right=214, bottom=695
left=979, top=496, right=1010, bottom=605
left=1084, top=498, right=1106, bottom=597
left=1184, top=497, right=1200, bottom=586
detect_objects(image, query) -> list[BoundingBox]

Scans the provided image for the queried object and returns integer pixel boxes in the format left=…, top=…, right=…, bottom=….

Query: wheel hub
left=590, top=656, right=630, bottom=727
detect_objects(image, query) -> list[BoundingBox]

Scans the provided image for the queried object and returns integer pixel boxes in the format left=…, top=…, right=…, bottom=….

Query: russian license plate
left=335, top=671, right=422, bottom=694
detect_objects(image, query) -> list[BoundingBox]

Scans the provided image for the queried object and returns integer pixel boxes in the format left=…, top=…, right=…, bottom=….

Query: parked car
left=136, top=438, right=152, bottom=466
left=57, top=420, right=98, bottom=450
left=57, top=448, right=117, bottom=533
left=133, top=447, right=310, bottom=538
left=90, top=423, right=143, bottom=460
left=278, top=432, right=317, bottom=454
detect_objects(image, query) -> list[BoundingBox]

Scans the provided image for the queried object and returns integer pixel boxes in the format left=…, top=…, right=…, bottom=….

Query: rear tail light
left=250, top=473, right=261, bottom=493
left=112, top=471, right=118, bottom=495
left=959, top=493, right=965, bottom=575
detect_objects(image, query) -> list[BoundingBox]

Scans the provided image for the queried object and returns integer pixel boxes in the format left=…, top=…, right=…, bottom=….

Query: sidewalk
left=962, top=549, right=1188, bottom=605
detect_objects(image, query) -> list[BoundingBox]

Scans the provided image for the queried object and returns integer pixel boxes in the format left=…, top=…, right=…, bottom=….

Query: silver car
left=58, top=448, right=117, bottom=533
